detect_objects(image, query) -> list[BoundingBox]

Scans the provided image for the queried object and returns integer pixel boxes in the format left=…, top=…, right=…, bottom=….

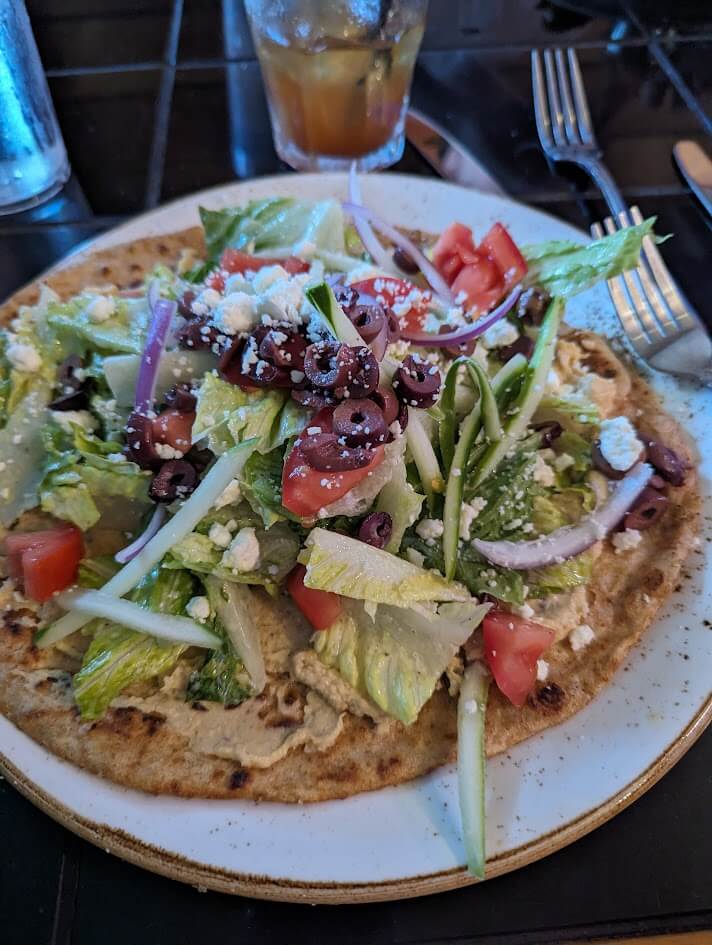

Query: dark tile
left=625, top=0, right=712, bottom=39
left=411, top=43, right=709, bottom=202
left=423, top=0, right=638, bottom=50
left=178, top=0, right=225, bottom=61
left=0, top=781, right=64, bottom=945
left=48, top=70, right=162, bottom=214
left=653, top=40, right=712, bottom=134
left=27, top=0, right=172, bottom=70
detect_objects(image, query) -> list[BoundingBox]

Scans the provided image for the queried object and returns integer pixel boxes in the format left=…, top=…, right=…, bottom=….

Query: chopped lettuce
left=240, top=448, right=292, bottom=527
left=375, top=448, right=425, bottom=553
left=39, top=421, right=150, bottom=530
left=300, top=528, right=470, bottom=607
left=528, top=549, right=594, bottom=597
left=554, top=431, right=593, bottom=482
left=313, top=599, right=489, bottom=725
left=534, top=395, right=599, bottom=433
left=77, top=555, right=121, bottom=589
left=46, top=294, right=151, bottom=355
left=186, top=647, right=251, bottom=705
left=531, top=485, right=595, bottom=534
left=104, top=350, right=216, bottom=408
left=227, top=390, right=286, bottom=454
left=72, top=566, right=196, bottom=721
left=522, top=219, right=655, bottom=299
left=192, top=372, right=288, bottom=456
left=0, top=384, right=52, bottom=527
left=187, top=198, right=345, bottom=281
left=318, top=433, right=407, bottom=520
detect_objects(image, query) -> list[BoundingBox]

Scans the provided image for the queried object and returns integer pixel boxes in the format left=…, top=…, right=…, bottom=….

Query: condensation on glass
left=244, top=0, right=428, bottom=171
left=0, top=0, right=69, bottom=214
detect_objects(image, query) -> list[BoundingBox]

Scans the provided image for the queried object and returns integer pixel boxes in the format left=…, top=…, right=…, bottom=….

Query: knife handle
left=673, top=140, right=712, bottom=222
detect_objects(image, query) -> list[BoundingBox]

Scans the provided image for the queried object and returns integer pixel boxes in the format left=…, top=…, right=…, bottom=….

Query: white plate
left=2, top=174, right=711, bottom=902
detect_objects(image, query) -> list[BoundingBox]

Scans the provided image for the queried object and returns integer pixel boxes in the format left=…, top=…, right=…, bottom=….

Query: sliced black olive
left=332, top=398, right=388, bottom=446
left=258, top=328, right=307, bottom=372
left=125, top=411, right=161, bottom=470
left=304, top=341, right=358, bottom=390
left=358, top=511, right=393, bottom=549
left=336, top=346, right=379, bottom=399
left=643, top=437, right=686, bottom=486
left=332, top=283, right=359, bottom=312
left=164, top=383, right=197, bottom=413
left=177, top=289, right=197, bottom=319
left=369, top=386, right=400, bottom=426
left=347, top=303, right=387, bottom=344
left=299, top=432, right=372, bottom=471
left=177, top=317, right=219, bottom=350
left=393, top=354, right=441, bottom=408
left=149, top=460, right=199, bottom=502
left=291, top=388, right=332, bottom=411
left=438, top=324, right=476, bottom=358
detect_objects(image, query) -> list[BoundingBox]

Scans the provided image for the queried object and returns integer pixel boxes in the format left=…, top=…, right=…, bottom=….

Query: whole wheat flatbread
left=0, top=230, right=700, bottom=802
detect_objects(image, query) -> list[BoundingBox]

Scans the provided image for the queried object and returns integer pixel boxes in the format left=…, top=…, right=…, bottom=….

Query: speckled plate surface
left=1, top=174, right=711, bottom=903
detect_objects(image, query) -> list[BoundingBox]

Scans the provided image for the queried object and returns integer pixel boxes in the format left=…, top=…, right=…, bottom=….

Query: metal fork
left=591, top=208, right=712, bottom=385
left=532, top=47, right=712, bottom=385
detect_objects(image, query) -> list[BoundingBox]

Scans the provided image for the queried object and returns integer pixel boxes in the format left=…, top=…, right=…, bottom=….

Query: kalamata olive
left=177, top=289, right=197, bottom=319
left=291, top=388, right=332, bottom=411
left=177, top=317, right=219, bottom=350
left=370, top=386, right=400, bottom=425
left=438, top=324, right=476, bottom=358
left=393, top=354, right=441, bottom=408
left=623, top=486, right=669, bottom=530
left=517, top=286, right=551, bottom=326
left=56, top=354, right=84, bottom=392
left=149, top=460, right=198, bottom=502
left=498, top=334, right=535, bottom=363
left=347, top=303, right=387, bottom=344
left=643, top=437, right=686, bottom=486
left=218, top=336, right=247, bottom=386
left=532, top=421, right=563, bottom=447
left=125, top=411, right=161, bottom=470
left=332, top=283, right=359, bottom=312
left=337, top=346, right=379, bottom=399
left=48, top=388, right=89, bottom=411
left=304, top=340, right=357, bottom=390
left=332, top=398, right=388, bottom=446
left=392, top=247, right=419, bottom=274
left=591, top=439, right=644, bottom=480
left=164, top=383, right=197, bottom=413
left=358, top=511, right=393, bottom=549
left=258, top=328, right=307, bottom=372
left=385, top=307, right=400, bottom=342
left=300, top=432, right=372, bottom=471
left=650, top=474, right=666, bottom=491
left=154, top=408, right=195, bottom=454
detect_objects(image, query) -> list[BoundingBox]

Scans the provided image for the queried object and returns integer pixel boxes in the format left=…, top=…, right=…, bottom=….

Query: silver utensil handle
left=584, top=160, right=628, bottom=218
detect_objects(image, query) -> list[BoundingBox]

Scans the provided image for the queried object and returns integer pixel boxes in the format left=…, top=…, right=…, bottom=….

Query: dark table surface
left=2, top=2, right=712, bottom=943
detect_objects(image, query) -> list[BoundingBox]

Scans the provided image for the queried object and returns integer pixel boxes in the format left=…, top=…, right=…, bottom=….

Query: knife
left=673, top=139, right=712, bottom=220
left=405, top=108, right=505, bottom=195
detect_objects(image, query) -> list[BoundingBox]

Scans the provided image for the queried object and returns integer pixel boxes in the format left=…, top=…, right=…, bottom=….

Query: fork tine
left=566, top=48, right=596, bottom=147
left=628, top=205, right=696, bottom=331
left=617, top=208, right=679, bottom=337
left=531, top=50, right=554, bottom=150
left=554, top=49, right=580, bottom=144
left=602, top=215, right=665, bottom=345
left=592, top=221, right=650, bottom=357
left=543, top=49, right=567, bottom=147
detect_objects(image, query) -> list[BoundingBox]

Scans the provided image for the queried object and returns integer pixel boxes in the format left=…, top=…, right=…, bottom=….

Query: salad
left=1, top=175, right=690, bottom=878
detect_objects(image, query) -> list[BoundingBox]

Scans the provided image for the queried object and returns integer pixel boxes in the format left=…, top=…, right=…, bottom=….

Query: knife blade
left=405, top=109, right=505, bottom=195
left=673, top=139, right=712, bottom=221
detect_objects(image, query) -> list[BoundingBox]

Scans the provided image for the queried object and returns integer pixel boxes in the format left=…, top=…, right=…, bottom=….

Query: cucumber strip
left=465, top=361, right=501, bottom=444
left=492, top=352, right=528, bottom=409
left=457, top=662, right=490, bottom=879
left=55, top=589, right=222, bottom=649
left=469, top=298, right=565, bottom=491
left=406, top=408, right=444, bottom=512
left=305, top=282, right=363, bottom=346
left=35, top=440, right=257, bottom=648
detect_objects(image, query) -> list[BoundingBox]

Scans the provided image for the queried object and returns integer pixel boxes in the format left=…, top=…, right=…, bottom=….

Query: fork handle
left=584, top=160, right=629, bottom=219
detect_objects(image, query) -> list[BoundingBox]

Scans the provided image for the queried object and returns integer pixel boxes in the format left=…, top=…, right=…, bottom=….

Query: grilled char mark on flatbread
left=0, top=232, right=700, bottom=802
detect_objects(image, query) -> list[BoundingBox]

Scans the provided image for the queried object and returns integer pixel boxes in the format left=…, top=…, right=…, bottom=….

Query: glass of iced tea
left=244, top=0, right=428, bottom=171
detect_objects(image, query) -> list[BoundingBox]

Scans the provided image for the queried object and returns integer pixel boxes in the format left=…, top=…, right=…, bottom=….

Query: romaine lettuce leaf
left=72, top=566, right=196, bottom=720
left=532, top=485, right=594, bottom=534
left=240, top=448, right=293, bottom=527
left=523, top=219, right=655, bottom=299
left=0, top=384, right=52, bottom=527
left=533, top=395, right=599, bottom=433
left=375, top=450, right=425, bottom=553
left=528, top=549, right=594, bottom=597
left=313, top=599, right=489, bottom=725
left=192, top=372, right=287, bottom=455
left=46, top=294, right=151, bottom=355
left=554, top=431, right=592, bottom=482
left=299, top=528, right=470, bottom=607
left=186, top=647, right=251, bottom=705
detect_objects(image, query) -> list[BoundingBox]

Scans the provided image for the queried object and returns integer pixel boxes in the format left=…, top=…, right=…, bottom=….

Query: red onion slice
left=343, top=201, right=455, bottom=304
left=134, top=282, right=178, bottom=413
left=115, top=504, right=167, bottom=564
left=347, top=167, right=392, bottom=272
left=401, top=285, right=522, bottom=348
left=472, top=462, right=653, bottom=570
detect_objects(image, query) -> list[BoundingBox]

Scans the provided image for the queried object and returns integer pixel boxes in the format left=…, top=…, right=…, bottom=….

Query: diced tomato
left=281, top=408, right=385, bottom=519
left=350, top=276, right=431, bottom=332
left=5, top=526, right=84, bottom=603
left=480, top=222, right=528, bottom=289
left=220, top=248, right=310, bottom=276
left=153, top=408, right=195, bottom=454
left=432, top=223, right=478, bottom=285
left=287, top=564, right=342, bottom=631
left=482, top=610, right=554, bottom=707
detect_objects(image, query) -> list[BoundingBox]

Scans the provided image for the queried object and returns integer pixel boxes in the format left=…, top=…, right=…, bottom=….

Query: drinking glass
left=0, top=0, right=70, bottom=214
left=244, top=0, right=428, bottom=172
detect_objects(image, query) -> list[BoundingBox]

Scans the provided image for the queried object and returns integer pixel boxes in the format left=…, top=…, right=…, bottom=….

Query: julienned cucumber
left=457, top=662, right=490, bottom=879
left=442, top=361, right=502, bottom=580
left=469, top=297, right=565, bottom=491
left=406, top=408, right=444, bottom=513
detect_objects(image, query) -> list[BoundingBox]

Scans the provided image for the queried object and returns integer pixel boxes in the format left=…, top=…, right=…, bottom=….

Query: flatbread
left=0, top=233, right=700, bottom=802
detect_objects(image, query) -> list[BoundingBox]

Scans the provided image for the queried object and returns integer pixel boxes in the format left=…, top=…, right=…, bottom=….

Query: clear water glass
left=244, top=0, right=428, bottom=172
left=0, top=0, right=70, bottom=215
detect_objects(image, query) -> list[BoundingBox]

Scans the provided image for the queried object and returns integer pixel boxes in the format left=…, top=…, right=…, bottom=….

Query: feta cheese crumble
left=214, top=478, right=242, bottom=509
left=536, top=659, right=549, bottom=682
left=213, top=292, right=256, bottom=335
left=415, top=518, right=444, bottom=542
left=480, top=318, right=519, bottom=350
left=186, top=596, right=211, bottom=622
left=6, top=342, right=42, bottom=373
left=612, top=528, right=642, bottom=553
left=208, top=522, right=233, bottom=549
left=569, top=623, right=595, bottom=652
left=459, top=497, right=487, bottom=539
left=154, top=443, right=184, bottom=460
left=86, top=296, right=116, bottom=323
left=532, top=452, right=556, bottom=487
left=50, top=409, right=98, bottom=433
left=598, top=416, right=643, bottom=471
left=221, top=527, right=261, bottom=573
